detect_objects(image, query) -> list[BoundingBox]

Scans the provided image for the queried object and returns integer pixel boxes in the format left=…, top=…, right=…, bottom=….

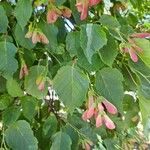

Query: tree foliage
left=0, top=0, right=150, bottom=149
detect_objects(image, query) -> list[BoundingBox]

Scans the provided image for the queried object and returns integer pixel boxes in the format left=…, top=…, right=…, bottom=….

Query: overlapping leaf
left=95, top=68, right=124, bottom=111
left=134, top=38, right=150, bottom=68
left=25, top=65, right=48, bottom=99
left=129, top=60, right=150, bottom=100
left=99, top=33, right=118, bottom=67
left=80, top=24, right=107, bottom=63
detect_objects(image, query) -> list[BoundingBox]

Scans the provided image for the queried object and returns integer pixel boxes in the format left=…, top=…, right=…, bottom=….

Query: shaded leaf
left=0, top=77, right=6, bottom=93
left=63, top=124, right=79, bottom=150
left=0, top=94, right=12, bottom=111
left=43, top=114, right=58, bottom=138
left=69, top=0, right=81, bottom=24
left=100, top=34, right=118, bottom=67
left=123, top=94, right=139, bottom=128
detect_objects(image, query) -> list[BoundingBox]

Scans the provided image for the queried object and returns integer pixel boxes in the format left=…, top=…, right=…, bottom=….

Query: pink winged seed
left=61, top=7, right=72, bottom=18
left=102, top=100, right=118, bottom=115
left=96, top=115, right=103, bottom=128
left=19, top=64, right=29, bottom=79
left=76, top=0, right=89, bottom=20
left=86, top=107, right=95, bottom=119
left=89, top=0, right=101, bottom=6
left=129, top=48, right=138, bottom=62
left=84, top=142, right=91, bottom=150
left=103, top=115, right=116, bottom=130
left=47, top=9, right=60, bottom=24
left=131, top=33, right=150, bottom=39
left=40, top=34, right=49, bottom=44
left=98, top=103, right=104, bottom=112
left=82, top=110, right=88, bottom=121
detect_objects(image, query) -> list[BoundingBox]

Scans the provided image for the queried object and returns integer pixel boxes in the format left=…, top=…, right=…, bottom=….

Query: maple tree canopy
left=0, top=0, right=150, bottom=149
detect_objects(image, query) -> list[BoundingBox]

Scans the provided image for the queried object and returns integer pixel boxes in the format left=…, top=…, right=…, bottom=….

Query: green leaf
left=121, top=65, right=137, bottom=91
left=109, top=29, right=122, bottom=41
left=0, top=42, right=18, bottom=79
left=120, top=24, right=134, bottom=37
left=69, top=0, right=81, bottom=24
left=39, top=22, right=58, bottom=52
left=15, top=0, right=32, bottom=29
left=80, top=24, right=107, bottom=63
left=95, top=68, right=124, bottom=111
left=0, top=94, right=13, bottom=111
left=0, top=77, right=6, bottom=93
left=77, top=50, right=105, bottom=73
left=80, top=126, right=97, bottom=142
left=138, top=74, right=150, bottom=100
left=68, top=114, right=88, bottom=130
left=129, top=60, right=150, bottom=99
left=0, top=5, right=8, bottom=33
left=0, top=1, right=13, bottom=17
left=53, top=66, right=89, bottom=113
left=66, top=31, right=80, bottom=57
left=25, top=65, right=48, bottom=99
left=21, top=96, right=38, bottom=121
left=43, top=114, right=58, bottom=138
left=123, top=94, right=139, bottom=128
left=2, top=106, right=21, bottom=126
left=104, top=138, right=120, bottom=150
left=50, top=131, right=72, bottom=150
left=55, top=43, right=65, bottom=55
left=6, top=78, right=24, bottom=97
left=5, top=120, right=38, bottom=150
left=130, top=0, right=142, bottom=9
left=138, top=92, right=150, bottom=126
left=99, top=34, right=118, bottom=67
left=55, top=0, right=66, bottom=6
left=63, top=125, right=79, bottom=150
left=127, top=13, right=138, bottom=27
left=14, top=24, right=35, bottom=49
left=23, top=48, right=36, bottom=67
left=134, top=38, right=150, bottom=68
left=99, top=14, right=120, bottom=30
